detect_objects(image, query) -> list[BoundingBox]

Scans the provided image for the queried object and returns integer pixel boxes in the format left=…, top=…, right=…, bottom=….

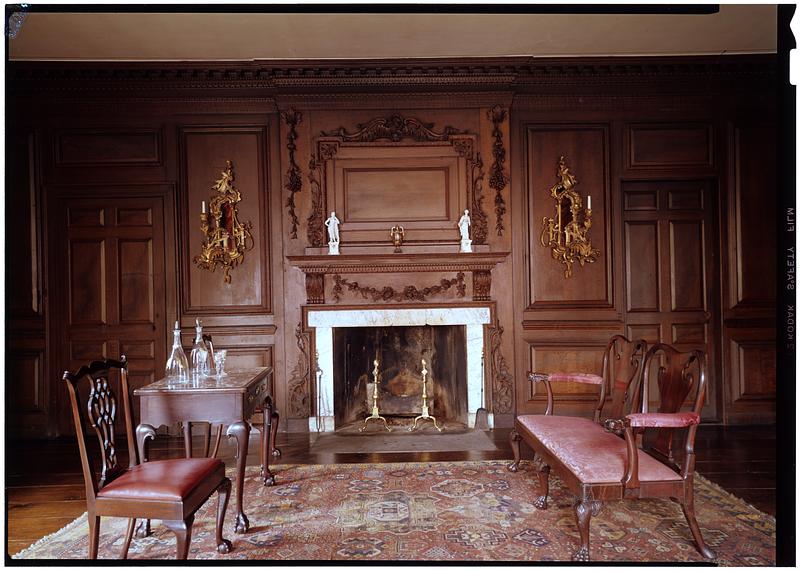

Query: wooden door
left=622, top=180, right=720, bottom=420
left=49, top=193, right=167, bottom=435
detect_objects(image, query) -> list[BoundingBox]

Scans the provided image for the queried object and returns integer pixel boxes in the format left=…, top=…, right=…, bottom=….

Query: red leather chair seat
left=516, top=415, right=682, bottom=484
left=98, top=458, right=223, bottom=502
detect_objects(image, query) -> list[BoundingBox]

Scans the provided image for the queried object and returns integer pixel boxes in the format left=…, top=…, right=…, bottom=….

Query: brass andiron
left=540, top=155, right=600, bottom=278
left=194, top=160, right=254, bottom=283
left=409, top=359, right=443, bottom=432
left=359, top=359, right=392, bottom=432
left=389, top=225, right=405, bottom=253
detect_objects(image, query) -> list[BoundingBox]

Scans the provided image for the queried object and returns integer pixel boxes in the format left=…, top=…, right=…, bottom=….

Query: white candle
left=201, top=200, right=206, bottom=214
left=587, top=195, right=592, bottom=210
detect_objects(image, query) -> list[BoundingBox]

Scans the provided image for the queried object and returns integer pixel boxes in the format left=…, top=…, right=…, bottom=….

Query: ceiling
left=8, top=6, right=777, bottom=62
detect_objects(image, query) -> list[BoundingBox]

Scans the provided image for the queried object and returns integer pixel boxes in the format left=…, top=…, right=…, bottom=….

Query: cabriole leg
left=508, top=429, right=522, bottom=472
left=533, top=456, right=551, bottom=509
left=572, top=499, right=601, bottom=562
left=216, top=478, right=233, bottom=554
left=681, top=484, right=716, bottom=559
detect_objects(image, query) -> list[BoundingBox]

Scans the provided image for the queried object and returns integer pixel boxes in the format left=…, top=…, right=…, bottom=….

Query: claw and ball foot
left=234, top=512, right=250, bottom=534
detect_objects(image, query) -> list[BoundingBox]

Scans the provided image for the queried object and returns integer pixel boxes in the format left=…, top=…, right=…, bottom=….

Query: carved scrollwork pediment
left=321, top=114, right=466, bottom=143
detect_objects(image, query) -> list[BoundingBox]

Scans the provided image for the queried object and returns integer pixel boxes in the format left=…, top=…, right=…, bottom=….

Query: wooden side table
left=134, top=367, right=278, bottom=534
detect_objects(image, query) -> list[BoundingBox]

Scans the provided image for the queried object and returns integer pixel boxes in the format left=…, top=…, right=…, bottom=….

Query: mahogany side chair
left=63, top=356, right=233, bottom=559
left=509, top=337, right=716, bottom=561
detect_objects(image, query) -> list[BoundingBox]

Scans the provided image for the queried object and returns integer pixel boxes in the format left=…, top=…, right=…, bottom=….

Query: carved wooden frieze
left=473, top=270, right=492, bottom=301
left=287, top=322, right=311, bottom=417
left=489, top=322, right=514, bottom=414
left=305, top=272, right=325, bottom=304
left=488, top=105, right=510, bottom=236
left=331, top=272, right=466, bottom=303
left=321, top=114, right=464, bottom=142
left=280, top=108, right=303, bottom=239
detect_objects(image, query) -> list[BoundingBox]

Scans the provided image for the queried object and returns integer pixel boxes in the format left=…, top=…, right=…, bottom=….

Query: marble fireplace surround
left=307, top=306, right=492, bottom=432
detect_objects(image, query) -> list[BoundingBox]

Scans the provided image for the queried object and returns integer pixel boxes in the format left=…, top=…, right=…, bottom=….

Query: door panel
left=52, top=193, right=167, bottom=435
left=623, top=180, right=719, bottom=419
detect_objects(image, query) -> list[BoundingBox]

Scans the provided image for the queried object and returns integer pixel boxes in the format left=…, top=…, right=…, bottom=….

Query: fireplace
left=307, top=306, right=492, bottom=432
left=333, top=325, right=467, bottom=430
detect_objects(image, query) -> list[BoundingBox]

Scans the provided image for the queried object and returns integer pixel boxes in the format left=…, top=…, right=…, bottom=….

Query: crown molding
left=7, top=55, right=777, bottom=99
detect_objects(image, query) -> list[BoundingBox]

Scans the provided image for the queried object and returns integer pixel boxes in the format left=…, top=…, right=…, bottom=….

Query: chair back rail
left=641, top=344, right=707, bottom=466
left=62, top=356, right=137, bottom=500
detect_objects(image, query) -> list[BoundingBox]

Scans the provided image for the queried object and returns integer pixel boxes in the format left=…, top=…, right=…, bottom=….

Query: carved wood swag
left=331, top=272, right=466, bottom=303
left=488, top=105, right=509, bottom=236
left=280, top=108, right=303, bottom=239
left=305, top=113, right=489, bottom=248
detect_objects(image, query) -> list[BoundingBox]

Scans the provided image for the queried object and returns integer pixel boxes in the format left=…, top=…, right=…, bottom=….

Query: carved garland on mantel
left=488, top=105, right=510, bottom=236
left=305, top=113, right=489, bottom=248
left=280, top=108, right=303, bottom=239
left=331, top=272, right=466, bottom=303
left=489, top=321, right=514, bottom=414
left=287, top=322, right=311, bottom=417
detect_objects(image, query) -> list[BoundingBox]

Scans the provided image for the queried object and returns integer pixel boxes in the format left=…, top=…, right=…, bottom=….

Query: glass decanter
left=189, top=318, right=211, bottom=376
left=165, top=321, right=189, bottom=380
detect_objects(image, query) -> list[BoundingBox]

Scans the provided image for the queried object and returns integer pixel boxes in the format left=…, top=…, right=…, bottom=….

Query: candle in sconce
left=201, top=200, right=206, bottom=214
left=587, top=195, right=592, bottom=210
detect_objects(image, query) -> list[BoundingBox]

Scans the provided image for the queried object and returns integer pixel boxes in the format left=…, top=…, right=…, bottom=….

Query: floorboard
left=5, top=425, right=776, bottom=557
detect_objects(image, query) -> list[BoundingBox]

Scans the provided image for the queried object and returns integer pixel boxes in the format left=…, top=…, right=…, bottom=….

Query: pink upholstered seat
left=516, top=415, right=681, bottom=484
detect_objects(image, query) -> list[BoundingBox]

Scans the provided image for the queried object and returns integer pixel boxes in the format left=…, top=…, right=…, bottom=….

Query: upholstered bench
left=508, top=337, right=716, bottom=562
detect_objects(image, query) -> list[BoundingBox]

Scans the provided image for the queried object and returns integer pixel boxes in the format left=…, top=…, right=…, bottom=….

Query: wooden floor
left=6, top=425, right=776, bottom=558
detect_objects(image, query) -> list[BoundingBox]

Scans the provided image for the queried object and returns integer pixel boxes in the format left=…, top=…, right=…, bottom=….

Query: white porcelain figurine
left=324, top=211, right=341, bottom=255
left=458, top=209, right=472, bottom=253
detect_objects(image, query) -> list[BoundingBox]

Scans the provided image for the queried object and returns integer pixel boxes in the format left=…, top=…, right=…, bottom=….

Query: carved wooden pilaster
left=470, top=153, right=489, bottom=245
left=489, top=322, right=513, bottom=413
left=280, top=108, right=302, bottom=239
left=305, top=272, right=325, bottom=304
left=487, top=105, right=509, bottom=236
left=306, top=155, right=325, bottom=248
left=473, top=270, right=492, bottom=301
left=287, top=323, right=310, bottom=417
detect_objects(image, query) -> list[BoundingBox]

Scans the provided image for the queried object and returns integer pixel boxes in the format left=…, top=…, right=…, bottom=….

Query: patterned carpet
left=13, top=460, right=775, bottom=564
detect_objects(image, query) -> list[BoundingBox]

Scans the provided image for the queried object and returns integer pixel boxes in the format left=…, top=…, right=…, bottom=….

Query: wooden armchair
left=63, top=356, right=233, bottom=559
left=508, top=337, right=715, bottom=562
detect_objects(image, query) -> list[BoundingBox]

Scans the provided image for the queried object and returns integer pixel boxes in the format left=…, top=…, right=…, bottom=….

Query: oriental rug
left=309, top=429, right=498, bottom=453
left=12, top=460, right=775, bottom=564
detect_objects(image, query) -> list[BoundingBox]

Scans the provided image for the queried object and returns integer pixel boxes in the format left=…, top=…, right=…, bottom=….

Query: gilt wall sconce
left=540, top=156, right=600, bottom=278
left=194, top=160, right=254, bottom=283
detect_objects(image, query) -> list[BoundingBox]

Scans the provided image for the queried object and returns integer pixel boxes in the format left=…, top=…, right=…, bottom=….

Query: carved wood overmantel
left=288, top=252, right=509, bottom=305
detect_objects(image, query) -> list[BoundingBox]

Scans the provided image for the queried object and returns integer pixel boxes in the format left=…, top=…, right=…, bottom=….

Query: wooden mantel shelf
left=287, top=251, right=510, bottom=304
left=286, top=251, right=510, bottom=274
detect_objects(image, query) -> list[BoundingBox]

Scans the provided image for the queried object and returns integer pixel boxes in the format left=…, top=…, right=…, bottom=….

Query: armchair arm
left=528, top=371, right=604, bottom=415
left=135, top=424, right=156, bottom=464
left=626, top=412, right=700, bottom=428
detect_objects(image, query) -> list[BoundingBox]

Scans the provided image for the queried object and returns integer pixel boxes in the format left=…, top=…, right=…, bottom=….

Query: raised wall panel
left=526, top=343, right=606, bottom=402
left=624, top=189, right=658, bottom=211
left=731, top=339, right=776, bottom=401
left=628, top=124, right=713, bottom=168
left=729, top=124, right=777, bottom=311
left=69, top=240, right=107, bottom=325
left=343, top=167, right=450, bottom=222
left=56, top=129, right=162, bottom=166
left=118, top=239, right=155, bottom=324
left=671, top=323, right=707, bottom=345
left=226, top=346, right=274, bottom=370
left=7, top=351, right=45, bottom=413
left=120, top=340, right=155, bottom=359
left=626, top=324, right=662, bottom=345
left=68, top=207, right=106, bottom=227
left=181, top=126, right=272, bottom=315
left=117, top=207, right=153, bottom=227
left=69, top=340, right=108, bottom=361
left=669, top=220, right=706, bottom=312
left=625, top=221, right=660, bottom=312
left=328, top=145, right=467, bottom=245
left=668, top=188, right=704, bottom=210
left=526, top=126, right=611, bottom=309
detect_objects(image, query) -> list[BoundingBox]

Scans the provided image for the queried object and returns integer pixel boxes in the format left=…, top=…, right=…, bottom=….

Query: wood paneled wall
left=5, top=56, right=777, bottom=437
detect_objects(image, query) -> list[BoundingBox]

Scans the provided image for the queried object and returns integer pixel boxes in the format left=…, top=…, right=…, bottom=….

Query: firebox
left=333, top=325, right=467, bottom=430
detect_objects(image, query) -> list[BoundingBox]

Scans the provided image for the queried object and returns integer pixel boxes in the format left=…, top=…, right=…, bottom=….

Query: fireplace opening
left=332, top=325, right=468, bottom=431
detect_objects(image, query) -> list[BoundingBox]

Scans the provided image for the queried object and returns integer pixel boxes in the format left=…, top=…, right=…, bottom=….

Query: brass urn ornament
left=194, top=160, right=254, bottom=283
left=540, top=156, right=600, bottom=278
